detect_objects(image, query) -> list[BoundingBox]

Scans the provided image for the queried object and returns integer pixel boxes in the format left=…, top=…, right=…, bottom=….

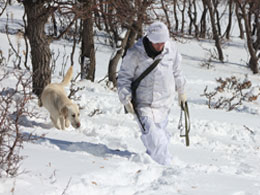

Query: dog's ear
left=61, top=106, right=68, bottom=117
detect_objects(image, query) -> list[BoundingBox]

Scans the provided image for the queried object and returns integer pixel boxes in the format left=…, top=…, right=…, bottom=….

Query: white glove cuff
left=178, top=93, right=187, bottom=105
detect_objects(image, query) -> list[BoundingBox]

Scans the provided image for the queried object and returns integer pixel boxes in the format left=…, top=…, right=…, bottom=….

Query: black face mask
left=143, top=36, right=162, bottom=59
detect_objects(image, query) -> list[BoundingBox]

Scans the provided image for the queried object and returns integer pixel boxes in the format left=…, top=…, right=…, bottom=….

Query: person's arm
left=117, top=48, right=138, bottom=110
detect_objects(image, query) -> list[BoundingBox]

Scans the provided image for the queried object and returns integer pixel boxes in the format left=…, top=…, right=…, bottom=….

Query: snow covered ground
left=1, top=4, right=260, bottom=195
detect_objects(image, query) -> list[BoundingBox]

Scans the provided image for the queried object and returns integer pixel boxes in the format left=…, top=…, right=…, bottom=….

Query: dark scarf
left=143, top=36, right=162, bottom=59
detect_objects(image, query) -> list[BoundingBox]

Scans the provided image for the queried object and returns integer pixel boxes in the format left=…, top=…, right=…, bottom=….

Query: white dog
left=39, top=66, right=81, bottom=130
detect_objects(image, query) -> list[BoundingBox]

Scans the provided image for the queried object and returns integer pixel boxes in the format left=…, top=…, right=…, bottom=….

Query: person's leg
left=140, top=116, right=172, bottom=165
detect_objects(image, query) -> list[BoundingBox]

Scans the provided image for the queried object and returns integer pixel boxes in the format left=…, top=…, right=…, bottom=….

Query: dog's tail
left=60, top=66, right=73, bottom=86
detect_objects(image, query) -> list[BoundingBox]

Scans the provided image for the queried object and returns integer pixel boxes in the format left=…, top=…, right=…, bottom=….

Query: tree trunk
left=200, top=0, right=208, bottom=38
left=187, top=0, right=198, bottom=37
left=173, top=0, right=179, bottom=32
left=107, top=0, right=148, bottom=87
left=249, top=56, right=259, bottom=74
left=23, top=1, right=52, bottom=97
left=240, top=4, right=259, bottom=73
left=252, top=7, right=260, bottom=52
left=180, top=0, right=186, bottom=34
left=123, top=22, right=140, bottom=57
left=188, top=0, right=193, bottom=35
left=207, top=0, right=224, bottom=62
left=225, top=0, right=233, bottom=39
left=192, top=0, right=199, bottom=37
left=108, top=19, right=143, bottom=86
left=80, top=0, right=96, bottom=81
left=213, top=0, right=222, bottom=36
left=161, top=0, right=171, bottom=31
left=108, top=29, right=131, bottom=87
left=235, top=3, right=244, bottom=39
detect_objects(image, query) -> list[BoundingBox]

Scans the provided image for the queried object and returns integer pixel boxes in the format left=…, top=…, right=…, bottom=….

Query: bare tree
left=187, top=0, right=199, bottom=37
left=160, top=0, right=171, bottom=31
left=199, top=0, right=208, bottom=38
left=235, top=1, right=245, bottom=39
left=22, top=1, right=52, bottom=97
left=224, top=0, right=234, bottom=39
left=235, top=0, right=259, bottom=73
left=212, top=0, right=222, bottom=36
left=18, top=0, right=89, bottom=97
left=80, top=0, right=96, bottom=81
left=99, top=0, right=153, bottom=87
left=173, top=0, right=179, bottom=32
left=206, top=0, right=224, bottom=62
left=178, top=0, right=187, bottom=34
left=252, top=3, right=260, bottom=56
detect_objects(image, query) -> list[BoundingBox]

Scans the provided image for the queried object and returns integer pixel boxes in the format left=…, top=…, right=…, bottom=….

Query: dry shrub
left=201, top=75, right=260, bottom=111
left=0, top=69, right=36, bottom=177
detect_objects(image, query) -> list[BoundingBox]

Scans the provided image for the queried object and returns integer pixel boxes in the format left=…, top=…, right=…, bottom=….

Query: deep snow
left=0, top=4, right=260, bottom=195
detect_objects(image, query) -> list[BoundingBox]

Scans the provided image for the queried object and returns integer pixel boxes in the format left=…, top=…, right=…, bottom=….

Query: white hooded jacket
left=117, top=38, right=186, bottom=123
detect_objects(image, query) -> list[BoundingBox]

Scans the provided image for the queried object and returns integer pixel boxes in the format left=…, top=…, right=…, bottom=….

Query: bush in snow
left=0, top=69, right=35, bottom=177
left=202, top=75, right=260, bottom=111
left=200, top=48, right=218, bottom=69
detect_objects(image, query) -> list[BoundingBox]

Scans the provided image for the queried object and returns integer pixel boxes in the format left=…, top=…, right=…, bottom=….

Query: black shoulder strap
left=131, top=58, right=161, bottom=92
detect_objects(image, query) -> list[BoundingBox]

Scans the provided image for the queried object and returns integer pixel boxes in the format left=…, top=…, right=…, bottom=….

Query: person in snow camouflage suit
left=117, top=21, right=187, bottom=165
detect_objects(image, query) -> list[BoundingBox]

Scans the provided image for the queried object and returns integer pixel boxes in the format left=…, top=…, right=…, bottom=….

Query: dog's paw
left=53, top=123, right=61, bottom=130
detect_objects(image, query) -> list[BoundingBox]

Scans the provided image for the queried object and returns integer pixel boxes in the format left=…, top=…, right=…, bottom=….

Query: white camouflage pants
left=139, top=116, right=172, bottom=165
